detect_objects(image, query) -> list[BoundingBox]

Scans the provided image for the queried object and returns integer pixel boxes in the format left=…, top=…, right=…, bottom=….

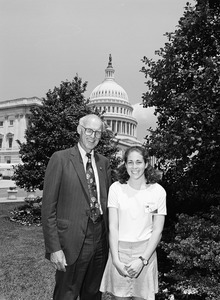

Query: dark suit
left=42, top=145, right=111, bottom=299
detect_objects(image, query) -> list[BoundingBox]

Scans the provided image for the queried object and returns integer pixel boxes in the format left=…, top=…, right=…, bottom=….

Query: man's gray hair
left=79, top=114, right=104, bottom=130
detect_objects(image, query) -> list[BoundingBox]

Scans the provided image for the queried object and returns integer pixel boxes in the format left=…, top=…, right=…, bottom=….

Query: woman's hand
left=125, top=258, right=143, bottom=278
left=113, top=260, right=131, bottom=278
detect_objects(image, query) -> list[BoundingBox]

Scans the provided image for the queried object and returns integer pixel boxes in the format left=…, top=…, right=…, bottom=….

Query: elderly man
left=42, top=114, right=111, bottom=300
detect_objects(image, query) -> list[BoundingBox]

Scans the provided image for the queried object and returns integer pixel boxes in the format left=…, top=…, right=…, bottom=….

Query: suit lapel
left=70, top=147, right=107, bottom=209
left=70, top=146, right=90, bottom=203
left=95, top=153, right=107, bottom=211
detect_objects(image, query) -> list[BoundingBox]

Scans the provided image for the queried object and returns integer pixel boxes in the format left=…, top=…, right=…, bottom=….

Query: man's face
left=78, top=117, right=102, bottom=153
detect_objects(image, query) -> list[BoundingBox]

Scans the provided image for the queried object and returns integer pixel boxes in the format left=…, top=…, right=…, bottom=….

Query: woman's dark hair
left=117, top=146, right=162, bottom=184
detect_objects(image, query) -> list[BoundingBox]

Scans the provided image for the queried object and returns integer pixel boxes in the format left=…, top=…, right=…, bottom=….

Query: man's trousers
left=53, top=217, right=108, bottom=300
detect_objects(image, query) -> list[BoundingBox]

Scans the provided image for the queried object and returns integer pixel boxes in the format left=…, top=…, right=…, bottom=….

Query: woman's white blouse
left=108, top=181, right=167, bottom=242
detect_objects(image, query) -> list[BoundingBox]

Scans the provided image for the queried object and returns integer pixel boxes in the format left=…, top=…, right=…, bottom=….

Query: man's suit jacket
left=42, top=145, right=112, bottom=266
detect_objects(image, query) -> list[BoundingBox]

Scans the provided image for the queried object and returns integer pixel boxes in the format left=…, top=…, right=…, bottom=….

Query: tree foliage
left=161, top=205, right=220, bottom=300
left=141, top=1, right=220, bottom=297
left=141, top=0, right=220, bottom=196
left=12, top=76, right=120, bottom=191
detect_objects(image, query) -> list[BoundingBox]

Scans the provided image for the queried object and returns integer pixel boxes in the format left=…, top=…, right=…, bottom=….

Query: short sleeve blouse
left=108, top=181, right=166, bottom=242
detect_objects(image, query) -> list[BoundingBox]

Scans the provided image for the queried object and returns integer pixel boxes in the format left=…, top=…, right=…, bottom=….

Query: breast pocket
left=144, top=203, right=158, bottom=214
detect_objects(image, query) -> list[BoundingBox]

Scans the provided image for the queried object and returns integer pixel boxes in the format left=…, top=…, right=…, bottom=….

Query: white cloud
left=132, top=103, right=157, bottom=141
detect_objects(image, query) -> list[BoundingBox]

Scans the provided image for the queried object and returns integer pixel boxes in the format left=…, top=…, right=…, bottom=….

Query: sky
left=0, top=0, right=194, bottom=140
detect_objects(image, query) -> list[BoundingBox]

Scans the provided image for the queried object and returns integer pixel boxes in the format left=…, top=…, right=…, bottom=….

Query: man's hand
left=50, top=250, right=67, bottom=272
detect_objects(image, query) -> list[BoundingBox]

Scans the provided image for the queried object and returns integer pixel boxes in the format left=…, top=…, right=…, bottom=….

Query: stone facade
left=0, top=97, right=42, bottom=164
left=0, top=57, right=143, bottom=167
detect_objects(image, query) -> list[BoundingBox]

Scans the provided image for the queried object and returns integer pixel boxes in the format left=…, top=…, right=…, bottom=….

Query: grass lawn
left=0, top=203, right=111, bottom=300
left=0, top=202, right=54, bottom=300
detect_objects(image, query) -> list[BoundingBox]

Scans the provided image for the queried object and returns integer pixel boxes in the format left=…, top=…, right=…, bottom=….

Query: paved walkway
left=0, top=180, right=42, bottom=203
left=0, top=179, right=17, bottom=189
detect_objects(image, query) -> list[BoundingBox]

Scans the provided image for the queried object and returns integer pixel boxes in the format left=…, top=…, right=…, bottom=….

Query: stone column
left=14, top=115, right=19, bottom=150
left=19, top=114, right=27, bottom=143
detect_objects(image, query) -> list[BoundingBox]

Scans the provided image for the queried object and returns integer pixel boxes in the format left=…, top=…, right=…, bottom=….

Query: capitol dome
left=88, top=55, right=142, bottom=150
left=90, top=72, right=129, bottom=102
left=90, top=81, right=128, bottom=102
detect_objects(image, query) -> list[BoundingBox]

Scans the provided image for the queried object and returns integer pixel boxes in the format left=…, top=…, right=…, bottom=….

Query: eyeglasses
left=81, top=125, right=102, bottom=138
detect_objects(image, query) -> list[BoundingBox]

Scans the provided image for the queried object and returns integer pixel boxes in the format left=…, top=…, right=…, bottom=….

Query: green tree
left=141, top=2, right=220, bottom=298
left=12, top=76, right=120, bottom=191
left=141, top=0, right=220, bottom=202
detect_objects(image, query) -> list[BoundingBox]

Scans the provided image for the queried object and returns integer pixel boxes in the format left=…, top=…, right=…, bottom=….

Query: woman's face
left=125, top=150, right=148, bottom=180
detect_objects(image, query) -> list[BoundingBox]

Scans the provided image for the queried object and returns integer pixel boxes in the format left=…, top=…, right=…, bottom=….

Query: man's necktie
left=86, top=153, right=100, bottom=222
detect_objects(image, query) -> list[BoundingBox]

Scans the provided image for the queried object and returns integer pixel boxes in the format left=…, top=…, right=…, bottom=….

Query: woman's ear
left=145, top=162, right=148, bottom=169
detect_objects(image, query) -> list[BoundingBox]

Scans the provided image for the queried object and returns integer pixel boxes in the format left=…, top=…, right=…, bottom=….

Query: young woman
left=100, top=146, right=167, bottom=300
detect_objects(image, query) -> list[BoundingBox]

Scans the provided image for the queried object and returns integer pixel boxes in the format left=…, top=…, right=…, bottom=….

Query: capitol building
left=88, top=55, right=142, bottom=152
left=0, top=55, right=142, bottom=174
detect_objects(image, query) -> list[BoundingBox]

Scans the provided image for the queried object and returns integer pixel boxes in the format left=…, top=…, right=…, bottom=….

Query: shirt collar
left=77, top=142, right=94, bottom=159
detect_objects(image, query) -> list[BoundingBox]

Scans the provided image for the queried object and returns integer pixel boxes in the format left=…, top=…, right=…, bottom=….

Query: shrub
left=9, top=186, right=17, bottom=190
left=160, top=206, right=220, bottom=300
left=3, top=175, right=11, bottom=180
left=10, top=196, right=42, bottom=226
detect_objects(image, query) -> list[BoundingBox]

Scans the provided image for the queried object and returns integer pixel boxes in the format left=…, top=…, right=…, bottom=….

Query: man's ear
left=77, top=125, right=81, bottom=134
